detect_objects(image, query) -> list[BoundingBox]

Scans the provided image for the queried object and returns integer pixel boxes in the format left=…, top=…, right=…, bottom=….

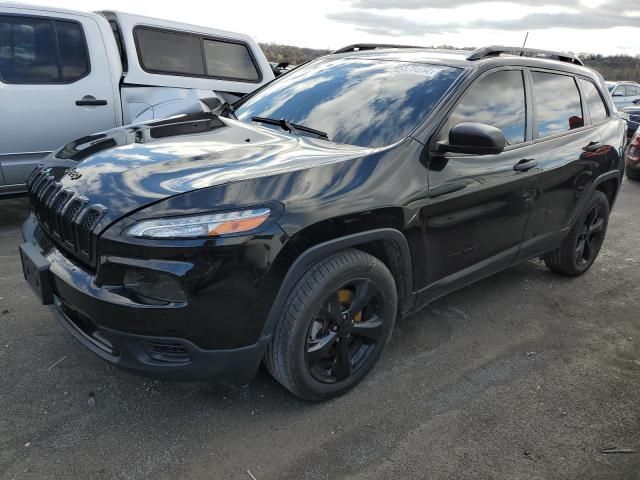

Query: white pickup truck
left=0, top=3, right=275, bottom=196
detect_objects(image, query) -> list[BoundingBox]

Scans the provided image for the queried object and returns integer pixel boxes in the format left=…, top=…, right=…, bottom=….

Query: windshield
left=234, top=58, right=462, bottom=148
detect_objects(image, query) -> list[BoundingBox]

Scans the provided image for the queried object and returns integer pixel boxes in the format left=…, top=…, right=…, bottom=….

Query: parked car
left=20, top=45, right=625, bottom=401
left=606, top=81, right=640, bottom=108
left=0, top=3, right=274, bottom=196
left=619, top=105, right=640, bottom=142
left=625, top=130, right=640, bottom=180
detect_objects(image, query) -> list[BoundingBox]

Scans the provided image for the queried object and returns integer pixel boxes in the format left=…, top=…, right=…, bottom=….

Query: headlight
left=124, top=208, right=271, bottom=239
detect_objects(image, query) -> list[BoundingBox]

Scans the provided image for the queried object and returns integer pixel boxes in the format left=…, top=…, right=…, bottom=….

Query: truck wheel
left=544, top=190, right=609, bottom=276
left=266, top=249, right=397, bottom=401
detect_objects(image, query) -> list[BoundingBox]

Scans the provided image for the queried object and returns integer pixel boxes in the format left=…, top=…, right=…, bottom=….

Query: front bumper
left=51, top=296, right=269, bottom=382
left=20, top=214, right=273, bottom=383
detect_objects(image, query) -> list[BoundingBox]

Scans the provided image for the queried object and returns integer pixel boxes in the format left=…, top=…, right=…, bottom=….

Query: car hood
left=37, top=113, right=371, bottom=224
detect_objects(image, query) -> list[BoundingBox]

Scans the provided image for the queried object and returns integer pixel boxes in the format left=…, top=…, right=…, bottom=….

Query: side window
left=579, top=79, right=608, bottom=124
left=55, top=20, right=89, bottom=82
left=0, top=15, right=88, bottom=84
left=532, top=72, right=584, bottom=138
left=135, top=27, right=205, bottom=76
left=628, top=85, right=640, bottom=96
left=0, top=16, right=58, bottom=83
left=203, top=38, right=259, bottom=81
left=441, top=70, right=526, bottom=146
left=134, top=27, right=261, bottom=82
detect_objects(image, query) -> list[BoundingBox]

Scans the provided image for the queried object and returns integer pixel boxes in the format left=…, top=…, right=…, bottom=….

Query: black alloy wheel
left=575, top=204, right=605, bottom=267
left=266, top=248, right=397, bottom=401
left=544, top=190, right=610, bottom=276
left=305, top=281, right=385, bottom=383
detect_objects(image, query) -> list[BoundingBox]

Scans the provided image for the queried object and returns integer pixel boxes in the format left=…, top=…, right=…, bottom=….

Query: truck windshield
left=234, top=58, right=462, bottom=148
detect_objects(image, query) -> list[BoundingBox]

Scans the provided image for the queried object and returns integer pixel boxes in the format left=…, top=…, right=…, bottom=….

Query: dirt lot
left=1, top=182, right=639, bottom=480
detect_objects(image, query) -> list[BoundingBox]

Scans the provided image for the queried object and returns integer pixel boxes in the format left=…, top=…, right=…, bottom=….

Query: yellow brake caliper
left=338, top=289, right=363, bottom=322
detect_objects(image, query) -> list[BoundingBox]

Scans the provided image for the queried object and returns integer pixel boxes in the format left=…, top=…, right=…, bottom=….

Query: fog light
left=123, top=269, right=187, bottom=304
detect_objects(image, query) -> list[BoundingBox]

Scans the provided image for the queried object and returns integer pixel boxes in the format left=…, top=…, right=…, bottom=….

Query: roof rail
left=332, top=43, right=423, bottom=54
left=467, top=45, right=583, bottom=66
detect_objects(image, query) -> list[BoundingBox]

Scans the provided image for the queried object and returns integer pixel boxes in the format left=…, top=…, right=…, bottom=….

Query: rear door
left=520, top=70, right=610, bottom=258
left=0, top=10, right=117, bottom=189
left=420, top=68, right=540, bottom=301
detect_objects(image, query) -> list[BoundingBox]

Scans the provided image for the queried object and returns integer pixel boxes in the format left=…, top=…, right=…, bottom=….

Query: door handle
left=513, top=158, right=538, bottom=172
left=76, top=95, right=107, bottom=106
left=584, top=141, right=604, bottom=153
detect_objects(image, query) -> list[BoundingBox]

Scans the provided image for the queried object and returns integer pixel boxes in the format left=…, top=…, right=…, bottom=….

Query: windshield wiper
left=251, top=116, right=329, bottom=140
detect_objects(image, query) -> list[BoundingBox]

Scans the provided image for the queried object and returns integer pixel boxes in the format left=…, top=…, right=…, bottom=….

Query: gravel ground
left=0, top=182, right=639, bottom=480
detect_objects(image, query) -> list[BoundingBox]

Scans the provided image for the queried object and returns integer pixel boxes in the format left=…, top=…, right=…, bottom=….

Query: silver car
left=607, top=81, right=640, bottom=108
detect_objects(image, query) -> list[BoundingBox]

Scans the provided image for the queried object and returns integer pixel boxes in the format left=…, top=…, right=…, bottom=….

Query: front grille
left=27, top=168, right=106, bottom=267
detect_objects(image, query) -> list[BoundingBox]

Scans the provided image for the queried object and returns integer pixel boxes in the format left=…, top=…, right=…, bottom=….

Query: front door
left=0, top=9, right=118, bottom=188
left=419, top=68, right=539, bottom=302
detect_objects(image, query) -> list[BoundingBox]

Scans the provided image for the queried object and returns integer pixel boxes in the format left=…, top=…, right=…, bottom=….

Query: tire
left=626, top=165, right=640, bottom=181
left=543, top=190, right=609, bottom=276
left=266, top=248, right=397, bottom=401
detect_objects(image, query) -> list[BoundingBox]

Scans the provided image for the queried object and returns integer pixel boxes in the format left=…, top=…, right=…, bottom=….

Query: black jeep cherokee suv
left=20, top=45, right=626, bottom=401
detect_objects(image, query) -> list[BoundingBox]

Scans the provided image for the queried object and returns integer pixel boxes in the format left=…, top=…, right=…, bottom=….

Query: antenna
left=522, top=32, right=529, bottom=51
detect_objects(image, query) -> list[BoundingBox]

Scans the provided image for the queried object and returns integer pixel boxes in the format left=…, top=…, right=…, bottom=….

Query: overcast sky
left=19, top=0, right=640, bottom=55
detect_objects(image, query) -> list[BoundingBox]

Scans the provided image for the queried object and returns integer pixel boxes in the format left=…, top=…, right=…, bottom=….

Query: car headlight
left=124, top=208, right=271, bottom=239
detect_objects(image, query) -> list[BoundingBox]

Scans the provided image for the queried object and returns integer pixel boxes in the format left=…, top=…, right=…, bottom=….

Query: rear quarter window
left=579, top=79, right=608, bottom=124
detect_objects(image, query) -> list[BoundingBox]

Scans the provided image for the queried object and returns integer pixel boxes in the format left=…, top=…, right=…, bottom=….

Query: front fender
left=261, top=228, right=415, bottom=339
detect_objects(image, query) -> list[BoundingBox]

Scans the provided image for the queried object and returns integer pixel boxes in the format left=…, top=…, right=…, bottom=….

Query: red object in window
left=569, top=116, right=584, bottom=130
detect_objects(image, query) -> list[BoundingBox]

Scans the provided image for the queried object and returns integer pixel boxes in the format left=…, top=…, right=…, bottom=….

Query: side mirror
left=437, top=122, right=506, bottom=155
